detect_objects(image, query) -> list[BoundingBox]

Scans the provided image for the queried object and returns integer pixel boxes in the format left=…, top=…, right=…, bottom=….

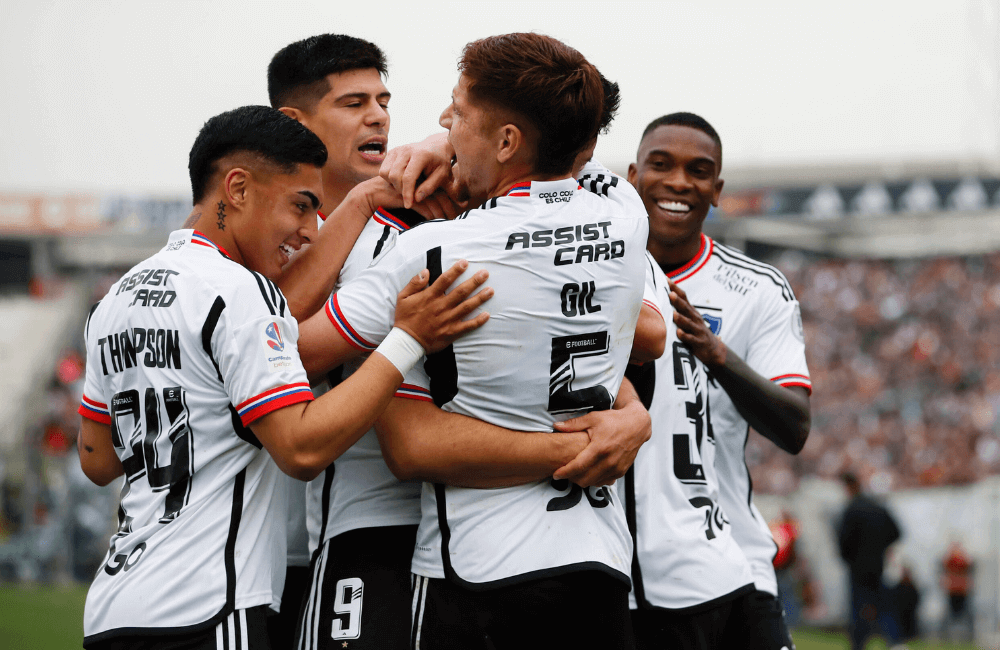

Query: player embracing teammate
left=76, top=30, right=812, bottom=650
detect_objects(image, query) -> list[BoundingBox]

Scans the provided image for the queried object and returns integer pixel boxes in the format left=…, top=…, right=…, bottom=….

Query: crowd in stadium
left=748, top=251, right=1000, bottom=494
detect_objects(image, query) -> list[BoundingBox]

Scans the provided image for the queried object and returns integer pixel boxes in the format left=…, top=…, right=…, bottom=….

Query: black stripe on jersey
left=224, top=469, right=246, bottom=618
left=433, top=483, right=632, bottom=591
left=85, top=301, right=101, bottom=339
left=741, top=423, right=755, bottom=510
left=712, top=245, right=794, bottom=302
left=250, top=272, right=276, bottom=316
left=316, top=465, right=336, bottom=560
left=201, top=296, right=262, bottom=449
left=372, top=224, right=392, bottom=259
left=645, top=254, right=658, bottom=291
left=384, top=206, right=427, bottom=229
left=422, top=247, right=459, bottom=407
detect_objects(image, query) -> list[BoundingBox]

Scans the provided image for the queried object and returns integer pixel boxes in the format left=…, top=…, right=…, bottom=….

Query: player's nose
left=439, top=105, right=453, bottom=130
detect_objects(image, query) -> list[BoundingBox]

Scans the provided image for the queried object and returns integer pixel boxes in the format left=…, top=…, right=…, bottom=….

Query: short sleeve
left=217, top=310, right=314, bottom=427
left=744, top=294, right=811, bottom=395
left=325, top=240, right=421, bottom=352
left=78, top=305, right=111, bottom=424
left=642, top=252, right=664, bottom=320
left=394, top=362, right=433, bottom=402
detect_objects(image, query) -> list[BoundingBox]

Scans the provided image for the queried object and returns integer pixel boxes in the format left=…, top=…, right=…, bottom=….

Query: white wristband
left=375, top=327, right=426, bottom=376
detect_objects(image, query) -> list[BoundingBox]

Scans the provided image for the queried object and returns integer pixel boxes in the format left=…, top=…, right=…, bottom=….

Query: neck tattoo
left=216, top=200, right=226, bottom=231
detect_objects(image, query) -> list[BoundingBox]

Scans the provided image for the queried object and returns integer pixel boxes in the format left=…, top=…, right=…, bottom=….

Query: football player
left=76, top=106, right=489, bottom=650
left=628, top=112, right=812, bottom=649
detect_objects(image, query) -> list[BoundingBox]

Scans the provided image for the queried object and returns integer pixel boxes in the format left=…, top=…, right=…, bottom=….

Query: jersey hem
left=632, top=582, right=756, bottom=614
left=416, top=560, right=632, bottom=592
left=321, top=515, right=423, bottom=545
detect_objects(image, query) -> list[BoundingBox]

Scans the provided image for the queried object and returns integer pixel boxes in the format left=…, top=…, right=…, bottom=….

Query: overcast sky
left=1, top=0, right=997, bottom=194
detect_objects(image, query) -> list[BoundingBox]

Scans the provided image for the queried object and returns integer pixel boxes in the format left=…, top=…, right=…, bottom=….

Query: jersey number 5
left=548, top=331, right=612, bottom=414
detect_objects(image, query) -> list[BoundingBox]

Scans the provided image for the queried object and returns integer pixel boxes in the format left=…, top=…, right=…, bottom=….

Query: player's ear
left=278, top=106, right=303, bottom=123
left=627, top=163, right=638, bottom=186
left=224, top=168, right=249, bottom=209
left=496, top=123, right=521, bottom=164
left=711, top=178, right=724, bottom=207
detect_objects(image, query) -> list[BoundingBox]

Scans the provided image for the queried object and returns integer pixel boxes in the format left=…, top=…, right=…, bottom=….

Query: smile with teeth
left=358, top=143, right=385, bottom=154
left=657, top=200, right=691, bottom=213
left=280, top=243, right=295, bottom=261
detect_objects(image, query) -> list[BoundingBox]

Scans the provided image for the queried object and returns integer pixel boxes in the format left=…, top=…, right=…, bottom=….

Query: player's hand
left=410, top=188, right=465, bottom=222
left=394, top=260, right=492, bottom=353
left=381, top=132, right=455, bottom=209
left=668, top=279, right=728, bottom=368
left=550, top=399, right=652, bottom=487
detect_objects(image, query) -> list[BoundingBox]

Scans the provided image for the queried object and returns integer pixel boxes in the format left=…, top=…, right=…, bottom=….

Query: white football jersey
left=667, top=234, right=811, bottom=596
left=619, top=253, right=754, bottom=611
left=333, top=165, right=648, bottom=587
left=78, top=230, right=313, bottom=643
left=306, top=208, right=426, bottom=554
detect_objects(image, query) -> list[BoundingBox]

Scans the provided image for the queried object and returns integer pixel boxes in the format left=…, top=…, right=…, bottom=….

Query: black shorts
left=268, top=565, right=312, bottom=650
left=410, top=570, right=634, bottom=650
left=719, top=590, right=795, bottom=650
left=631, top=601, right=733, bottom=650
left=87, top=606, right=271, bottom=650
left=295, top=525, right=418, bottom=650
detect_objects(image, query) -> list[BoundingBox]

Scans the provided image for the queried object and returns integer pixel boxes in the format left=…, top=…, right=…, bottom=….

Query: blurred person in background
left=836, top=471, right=903, bottom=650
left=941, top=540, right=974, bottom=641
left=890, top=565, right=920, bottom=642
left=628, top=112, right=811, bottom=650
left=770, top=510, right=801, bottom=628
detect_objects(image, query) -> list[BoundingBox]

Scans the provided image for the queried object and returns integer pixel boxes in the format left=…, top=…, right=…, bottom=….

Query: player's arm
left=78, top=419, right=123, bottom=487
left=630, top=302, right=666, bottom=364
left=551, top=377, right=651, bottom=486
left=375, top=400, right=588, bottom=488
left=278, top=174, right=458, bottom=322
left=252, top=262, right=493, bottom=481
left=667, top=279, right=811, bottom=454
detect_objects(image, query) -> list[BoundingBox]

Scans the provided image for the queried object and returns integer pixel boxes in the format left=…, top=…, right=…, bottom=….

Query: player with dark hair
left=76, top=105, right=491, bottom=650
left=299, top=33, right=649, bottom=649
left=628, top=112, right=811, bottom=649
left=261, top=34, right=657, bottom=650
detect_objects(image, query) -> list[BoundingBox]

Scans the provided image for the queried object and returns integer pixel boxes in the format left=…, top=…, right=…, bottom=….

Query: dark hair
left=459, top=33, right=604, bottom=175
left=598, top=73, right=621, bottom=135
left=641, top=112, right=723, bottom=166
left=188, top=105, right=328, bottom=204
left=268, top=34, right=387, bottom=109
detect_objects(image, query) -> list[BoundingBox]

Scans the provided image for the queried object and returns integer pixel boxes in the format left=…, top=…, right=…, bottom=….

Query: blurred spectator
left=745, top=250, right=1000, bottom=495
left=771, top=510, right=801, bottom=627
left=837, top=471, right=903, bottom=650
left=890, top=566, right=921, bottom=641
left=941, top=541, right=974, bottom=641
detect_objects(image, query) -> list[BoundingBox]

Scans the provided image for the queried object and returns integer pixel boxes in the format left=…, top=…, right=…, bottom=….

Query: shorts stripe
left=410, top=575, right=429, bottom=649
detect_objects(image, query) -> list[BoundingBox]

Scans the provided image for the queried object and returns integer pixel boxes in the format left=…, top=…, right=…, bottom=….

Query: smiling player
left=76, top=105, right=491, bottom=650
left=628, top=112, right=811, bottom=650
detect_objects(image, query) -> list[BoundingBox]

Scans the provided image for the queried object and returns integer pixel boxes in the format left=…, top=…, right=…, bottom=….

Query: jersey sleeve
left=325, top=237, right=422, bottom=352
left=642, top=251, right=664, bottom=319
left=394, top=362, right=433, bottom=402
left=744, top=291, right=812, bottom=395
left=214, top=290, right=314, bottom=427
left=78, top=304, right=111, bottom=424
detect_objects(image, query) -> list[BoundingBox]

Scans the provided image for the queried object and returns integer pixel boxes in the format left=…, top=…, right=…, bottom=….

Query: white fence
left=757, top=477, right=1000, bottom=646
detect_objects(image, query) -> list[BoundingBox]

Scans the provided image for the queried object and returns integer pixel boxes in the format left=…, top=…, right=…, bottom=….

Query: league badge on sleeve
left=262, top=321, right=293, bottom=373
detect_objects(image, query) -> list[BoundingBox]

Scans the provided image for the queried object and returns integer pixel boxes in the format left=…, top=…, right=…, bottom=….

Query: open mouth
left=279, top=243, right=295, bottom=266
left=358, top=137, right=387, bottom=163
left=656, top=200, right=692, bottom=216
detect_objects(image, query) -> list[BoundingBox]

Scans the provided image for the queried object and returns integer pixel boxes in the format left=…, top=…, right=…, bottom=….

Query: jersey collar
left=665, top=233, right=713, bottom=283
left=500, top=176, right=581, bottom=198
left=189, top=230, right=234, bottom=260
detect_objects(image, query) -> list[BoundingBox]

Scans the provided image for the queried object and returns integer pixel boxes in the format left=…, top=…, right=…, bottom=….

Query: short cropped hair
left=188, top=105, right=328, bottom=204
left=641, top=112, right=723, bottom=166
left=459, top=33, right=604, bottom=176
left=598, top=74, right=621, bottom=135
left=268, top=34, right=387, bottom=110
